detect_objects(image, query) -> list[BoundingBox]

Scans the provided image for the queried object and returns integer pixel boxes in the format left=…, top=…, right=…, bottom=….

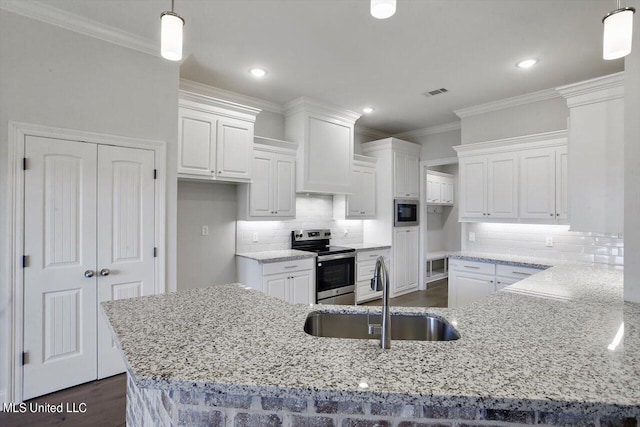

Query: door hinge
left=22, top=351, right=28, bottom=365
left=22, top=255, right=29, bottom=268
left=23, top=157, right=27, bottom=170
left=153, top=247, right=158, bottom=258
left=153, top=169, right=157, bottom=180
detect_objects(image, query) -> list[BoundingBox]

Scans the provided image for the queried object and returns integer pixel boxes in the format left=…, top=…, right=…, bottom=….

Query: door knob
left=84, top=270, right=95, bottom=278
left=100, top=268, right=111, bottom=276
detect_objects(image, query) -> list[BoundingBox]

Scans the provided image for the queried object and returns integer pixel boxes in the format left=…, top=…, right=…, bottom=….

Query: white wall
left=177, top=182, right=237, bottom=289
left=460, top=97, right=568, bottom=144
left=237, top=194, right=363, bottom=253
left=0, top=10, right=179, bottom=401
left=463, top=223, right=624, bottom=266
left=624, top=0, right=640, bottom=303
left=254, top=110, right=285, bottom=140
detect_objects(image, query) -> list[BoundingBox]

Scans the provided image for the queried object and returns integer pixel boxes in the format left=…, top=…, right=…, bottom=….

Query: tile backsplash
left=236, top=194, right=363, bottom=253
left=464, top=223, right=624, bottom=265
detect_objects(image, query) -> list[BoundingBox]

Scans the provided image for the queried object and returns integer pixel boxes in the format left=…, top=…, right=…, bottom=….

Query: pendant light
left=160, top=0, right=185, bottom=61
left=602, top=0, right=636, bottom=60
left=371, top=0, right=396, bottom=19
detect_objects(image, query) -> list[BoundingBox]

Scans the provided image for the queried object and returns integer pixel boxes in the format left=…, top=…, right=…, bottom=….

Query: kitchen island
left=102, top=262, right=640, bottom=427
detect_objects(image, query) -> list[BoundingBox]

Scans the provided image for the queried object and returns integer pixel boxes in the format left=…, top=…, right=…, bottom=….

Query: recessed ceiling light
left=370, top=0, right=396, bottom=19
left=249, top=68, right=267, bottom=78
left=362, top=107, right=375, bottom=114
left=516, top=59, right=538, bottom=69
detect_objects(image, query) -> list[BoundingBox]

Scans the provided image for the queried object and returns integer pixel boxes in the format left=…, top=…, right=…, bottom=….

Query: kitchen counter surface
left=102, top=262, right=640, bottom=417
left=342, top=242, right=391, bottom=251
left=235, top=249, right=316, bottom=263
left=448, top=251, right=558, bottom=269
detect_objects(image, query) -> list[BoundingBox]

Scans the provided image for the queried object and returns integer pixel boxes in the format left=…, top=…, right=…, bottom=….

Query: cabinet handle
left=464, top=266, right=480, bottom=269
left=84, top=270, right=95, bottom=278
left=275, top=211, right=278, bottom=214
left=487, top=213, right=491, bottom=216
left=512, top=271, right=531, bottom=276
left=100, top=268, right=111, bottom=276
left=556, top=213, right=560, bottom=217
left=284, top=265, right=298, bottom=269
left=489, top=280, right=494, bottom=283
left=369, top=254, right=378, bottom=257
left=483, top=213, right=487, bottom=216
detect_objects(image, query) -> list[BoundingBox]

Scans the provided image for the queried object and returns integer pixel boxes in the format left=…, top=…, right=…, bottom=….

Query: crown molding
left=361, top=137, right=421, bottom=155
left=354, top=125, right=389, bottom=140
left=179, top=90, right=261, bottom=122
left=393, top=121, right=461, bottom=140
left=180, top=79, right=284, bottom=114
left=454, top=88, right=561, bottom=119
left=284, top=97, right=362, bottom=123
left=453, top=130, right=567, bottom=157
left=556, top=72, right=624, bottom=108
left=0, top=0, right=158, bottom=57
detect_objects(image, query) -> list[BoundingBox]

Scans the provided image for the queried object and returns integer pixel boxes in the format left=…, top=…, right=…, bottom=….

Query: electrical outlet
left=468, top=232, right=476, bottom=242
left=201, top=226, right=209, bottom=236
left=546, top=236, right=553, bottom=247
left=252, top=232, right=259, bottom=243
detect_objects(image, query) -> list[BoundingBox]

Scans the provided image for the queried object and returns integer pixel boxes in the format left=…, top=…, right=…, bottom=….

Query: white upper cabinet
left=455, top=131, right=568, bottom=224
left=557, top=72, right=624, bottom=234
left=519, top=147, right=567, bottom=220
left=284, top=98, right=361, bottom=194
left=345, top=155, right=377, bottom=218
left=394, top=151, right=420, bottom=198
left=238, top=137, right=297, bottom=220
left=178, top=91, right=260, bottom=182
left=427, top=171, right=455, bottom=205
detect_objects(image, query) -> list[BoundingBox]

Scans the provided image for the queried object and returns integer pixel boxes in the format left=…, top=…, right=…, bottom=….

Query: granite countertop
left=447, top=251, right=557, bottom=269
left=342, top=243, right=391, bottom=251
left=102, top=263, right=640, bottom=417
left=235, top=249, right=316, bottom=263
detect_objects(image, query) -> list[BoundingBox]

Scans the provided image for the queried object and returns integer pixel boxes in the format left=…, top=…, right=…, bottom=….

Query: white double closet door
left=23, top=136, right=156, bottom=400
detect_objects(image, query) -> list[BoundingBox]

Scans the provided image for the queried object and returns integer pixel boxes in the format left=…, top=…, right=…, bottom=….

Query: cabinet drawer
left=449, top=259, right=495, bottom=275
left=356, top=280, right=382, bottom=301
left=495, top=264, right=543, bottom=279
left=263, top=258, right=314, bottom=276
left=356, top=261, right=377, bottom=282
left=356, top=249, right=390, bottom=262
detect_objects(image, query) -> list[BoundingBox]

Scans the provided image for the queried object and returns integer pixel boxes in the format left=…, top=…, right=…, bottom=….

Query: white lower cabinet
left=448, top=259, right=545, bottom=308
left=392, top=227, right=419, bottom=297
left=355, top=248, right=390, bottom=304
left=237, top=257, right=315, bottom=304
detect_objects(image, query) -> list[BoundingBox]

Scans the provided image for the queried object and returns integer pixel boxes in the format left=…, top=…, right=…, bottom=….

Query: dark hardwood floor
left=0, top=374, right=126, bottom=427
left=361, top=278, right=448, bottom=307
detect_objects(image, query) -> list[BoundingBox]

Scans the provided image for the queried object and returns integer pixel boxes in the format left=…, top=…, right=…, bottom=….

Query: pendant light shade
left=602, top=4, right=636, bottom=60
left=371, top=0, right=396, bottom=19
left=161, top=1, right=184, bottom=61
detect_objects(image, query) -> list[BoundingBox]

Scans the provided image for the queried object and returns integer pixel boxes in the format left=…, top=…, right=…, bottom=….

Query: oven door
left=394, top=199, right=419, bottom=226
left=316, top=254, right=355, bottom=301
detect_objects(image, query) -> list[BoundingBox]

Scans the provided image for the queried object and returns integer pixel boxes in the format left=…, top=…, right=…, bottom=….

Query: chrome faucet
left=368, top=256, right=391, bottom=349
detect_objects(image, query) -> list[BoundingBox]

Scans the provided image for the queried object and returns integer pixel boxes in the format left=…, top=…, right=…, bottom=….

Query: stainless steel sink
left=303, top=311, right=460, bottom=341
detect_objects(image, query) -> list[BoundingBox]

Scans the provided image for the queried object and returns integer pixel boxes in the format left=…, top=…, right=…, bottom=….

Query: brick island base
left=125, top=375, right=638, bottom=427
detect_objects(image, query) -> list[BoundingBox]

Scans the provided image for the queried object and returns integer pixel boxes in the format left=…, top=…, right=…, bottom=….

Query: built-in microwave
left=394, top=199, right=419, bottom=227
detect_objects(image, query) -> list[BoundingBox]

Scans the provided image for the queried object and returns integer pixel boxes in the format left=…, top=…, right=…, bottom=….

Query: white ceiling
left=33, top=0, right=623, bottom=134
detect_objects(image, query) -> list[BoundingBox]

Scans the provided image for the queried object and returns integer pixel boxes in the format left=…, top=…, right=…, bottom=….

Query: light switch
left=468, top=232, right=475, bottom=242
left=546, top=236, right=553, bottom=247
left=252, top=232, right=259, bottom=243
left=201, top=226, right=209, bottom=236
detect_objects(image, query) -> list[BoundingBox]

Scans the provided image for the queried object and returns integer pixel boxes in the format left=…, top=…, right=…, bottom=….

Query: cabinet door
left=216, top=118, right=253, bottom=181
left=426, top=174, right=441, bottom=203
left=487, top=153, right=518, bottom=219
left=178, top=107, right=215, bottom=176
left=289, top=270, right=314, bottom=304
left=249, top=152, right=274, bottom=217
left=519, top=147, right=556, bottom=220
left=392, top=228, right=408, bottom=294
left=406, top=228, right=419, bottom=291
left=443, top=179, right=455, bottom=204
left=405, top=155, right=420, bottom=198
left=555, top=146, right=569, bottom=221
left=393, top=152, right=407, bottom=197
left=264, top=274, right=288, bottom=302
left=495, top=276, right=518, bottom=291
left=305, top=116, right=352, bottom=193
left=459, top=157, right=487, bottom=218
left=360, top=166, right=377, bottom=216
left=449, top=271, right=494, bottom=308
left=273, top=154, right=296, bottom=217
left=347, top=166, right=364, bottom=216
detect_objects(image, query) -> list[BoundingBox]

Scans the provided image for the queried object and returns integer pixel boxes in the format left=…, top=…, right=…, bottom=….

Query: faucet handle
left=368, top=324, right=382, bottom=335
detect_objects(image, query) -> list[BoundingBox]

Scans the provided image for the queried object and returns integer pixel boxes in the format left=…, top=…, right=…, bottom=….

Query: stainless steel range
left=291, top=229, right=356, bottom=305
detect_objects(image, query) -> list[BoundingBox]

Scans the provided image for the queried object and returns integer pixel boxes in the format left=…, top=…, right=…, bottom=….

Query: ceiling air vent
left=424, top=88, right=449, bottom=97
